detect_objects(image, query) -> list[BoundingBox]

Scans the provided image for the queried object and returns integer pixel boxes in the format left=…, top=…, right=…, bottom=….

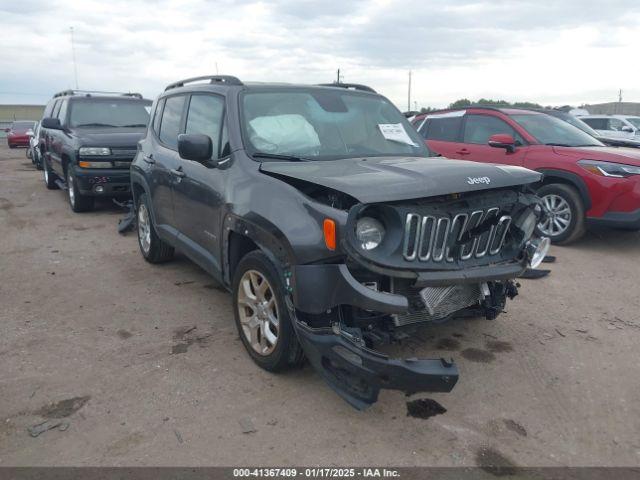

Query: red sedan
left=413, top=107, right=640, bottom=243
left=5, top=121, right=36, bottom=148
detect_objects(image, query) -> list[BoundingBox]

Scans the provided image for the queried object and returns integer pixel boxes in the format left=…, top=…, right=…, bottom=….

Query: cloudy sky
left=1, top=0, right=639, bottom=109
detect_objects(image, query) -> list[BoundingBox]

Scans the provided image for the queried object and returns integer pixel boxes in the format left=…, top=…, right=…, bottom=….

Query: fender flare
left=536, top=168, right=592, bottom=211
left=222, top=213, right=296, bottom=286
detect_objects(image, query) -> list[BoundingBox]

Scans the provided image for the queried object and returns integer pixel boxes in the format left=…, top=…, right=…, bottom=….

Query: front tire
left=42, top=158, right=58, bottom=190
left=536, top=183, right=586, bottom=244
left=66, top=168, right=94, bottom=212
left=136, top=193, right=174, bottom=263
left=232, top=250, right=304, bottom=372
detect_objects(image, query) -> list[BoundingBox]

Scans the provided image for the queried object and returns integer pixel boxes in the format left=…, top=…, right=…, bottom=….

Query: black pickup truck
left=131, top=76, right=550, bottom=409
left=39, top=90, right=152, bottom=212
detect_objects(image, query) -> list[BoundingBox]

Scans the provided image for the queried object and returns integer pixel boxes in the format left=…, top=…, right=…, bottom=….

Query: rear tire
left=42, top=158, right=58, bottom=190
left=232, top=250, right=304, bottom=372
left=67, top=168, right=94, bottom=213
left=536, top=183, right=586, bottom=244
left=136, top=193, right=174, bottom=263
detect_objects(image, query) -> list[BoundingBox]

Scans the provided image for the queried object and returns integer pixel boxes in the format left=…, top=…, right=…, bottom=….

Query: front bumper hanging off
left=293, top=320, right=458, bottom=410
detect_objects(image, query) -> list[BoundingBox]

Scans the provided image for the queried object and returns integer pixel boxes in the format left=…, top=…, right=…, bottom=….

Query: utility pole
left=336, top=68, right=343, bottom=84
left=70, top=26, right=79, bottom=89
left=407, top=71, right=412, bottom=112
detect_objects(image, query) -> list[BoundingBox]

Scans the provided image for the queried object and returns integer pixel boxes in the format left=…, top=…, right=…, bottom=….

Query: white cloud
left=1, top=0, right=639, bottom=109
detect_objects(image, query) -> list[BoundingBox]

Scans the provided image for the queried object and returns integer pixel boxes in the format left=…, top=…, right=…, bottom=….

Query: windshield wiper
left=252, top=152, right=310, bottom=162
left=122, top=124, right=147, bottom=128
left=544, top=142, right=573, bottom=147
left=76, top=123, right=116, bottom=128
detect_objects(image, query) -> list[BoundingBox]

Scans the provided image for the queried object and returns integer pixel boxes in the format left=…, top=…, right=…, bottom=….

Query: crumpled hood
left=552, top=145, right=640, bottom=166
left=260, top=156, right=541, bottom=203
left=71, top=127, right=146, bottom=148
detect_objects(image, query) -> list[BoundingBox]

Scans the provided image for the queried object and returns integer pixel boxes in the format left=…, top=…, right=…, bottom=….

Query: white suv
left=579, top=114, right=640, bottom=139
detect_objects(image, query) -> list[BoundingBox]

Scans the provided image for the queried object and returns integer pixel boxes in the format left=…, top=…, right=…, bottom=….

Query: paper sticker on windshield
left=378, top=123, right=418, bottom=146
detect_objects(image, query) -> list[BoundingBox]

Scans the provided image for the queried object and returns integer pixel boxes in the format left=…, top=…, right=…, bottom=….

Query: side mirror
left=41, top=117, right=63, bottom=130
left=3, top=128, right=10, bottom=133
left=488, top=133, right=517, bottom=153
left=178, top=133, right=213, bottom=165
left=621, top=126, right=634, bottom=133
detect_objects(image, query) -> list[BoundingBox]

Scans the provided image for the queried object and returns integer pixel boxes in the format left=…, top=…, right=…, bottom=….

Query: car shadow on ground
left=569, top=226, right=640, bottom=253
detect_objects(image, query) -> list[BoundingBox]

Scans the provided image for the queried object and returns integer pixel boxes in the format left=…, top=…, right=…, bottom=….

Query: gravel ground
left=1, top=143, right=639, bottom=467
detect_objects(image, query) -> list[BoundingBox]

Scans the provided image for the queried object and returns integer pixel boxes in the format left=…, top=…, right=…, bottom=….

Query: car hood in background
left=552, top=145, right=640, bottom=166
left=260, top=156, right=542, bottom=203
left=71, top=127, right=147, bottom=148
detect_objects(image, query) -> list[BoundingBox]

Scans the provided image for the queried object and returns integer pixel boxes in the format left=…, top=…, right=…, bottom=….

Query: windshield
left=511, top=114, right=604, bottom=147
left=12, top=121, right=36, bottom=131
left=241, top=89, right=429, bottom=161
left=625, top=117, right=640, bottom=129
left=69, top=99, right=152, bottom=128
left=556, top=113, right=600, bottom=137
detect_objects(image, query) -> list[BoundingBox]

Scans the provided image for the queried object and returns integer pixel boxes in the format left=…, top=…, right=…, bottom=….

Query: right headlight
left=356, top=217, right=385, bottom=251
left=578, top=159, right=640, bottom=178
left=79, top=147, right=111, bottom=156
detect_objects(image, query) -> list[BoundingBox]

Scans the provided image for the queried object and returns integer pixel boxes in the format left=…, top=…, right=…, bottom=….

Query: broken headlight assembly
left=578, top=159, right=640, bottom=178
left=356, top=216, right=385, bottom=250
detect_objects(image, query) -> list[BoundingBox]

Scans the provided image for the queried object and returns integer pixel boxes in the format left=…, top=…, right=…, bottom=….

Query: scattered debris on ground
left=503, top=419, right=527, bottom=437
left=35, top=396, right=91, bottom=418
left=475, top=446, right=519, bottom=477
left=239, top=417, right=257, bottom=434
left=27, top=420, right=70, bottom=437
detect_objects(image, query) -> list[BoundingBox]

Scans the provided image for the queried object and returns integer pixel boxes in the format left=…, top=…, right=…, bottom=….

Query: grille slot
left=402, top=207, right=511, bottom=263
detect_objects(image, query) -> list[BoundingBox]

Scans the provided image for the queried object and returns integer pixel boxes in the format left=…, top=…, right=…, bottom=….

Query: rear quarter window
left=424, top=116, right=463, bottom=142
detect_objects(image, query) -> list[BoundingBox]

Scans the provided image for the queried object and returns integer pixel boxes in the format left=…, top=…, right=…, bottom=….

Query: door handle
left=170, top=167, right=185, bottom=178
left=456, top=149, right=470, bottom=155
left=143, top=154, right=155, bottom=164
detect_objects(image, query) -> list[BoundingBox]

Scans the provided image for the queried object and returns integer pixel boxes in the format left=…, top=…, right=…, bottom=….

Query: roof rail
left=164, top=75, right=243, bottom=91
left=317, top=82, right=376, bottom=93
left=52, top=90, right=143, bottom=99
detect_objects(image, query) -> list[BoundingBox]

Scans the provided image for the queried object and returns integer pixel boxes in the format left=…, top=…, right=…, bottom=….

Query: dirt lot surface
left=1, top=144, right=639, bottom=467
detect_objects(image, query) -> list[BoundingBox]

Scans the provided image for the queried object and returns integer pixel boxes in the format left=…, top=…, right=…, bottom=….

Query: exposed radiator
left=392, top=283, right=484, bottom=327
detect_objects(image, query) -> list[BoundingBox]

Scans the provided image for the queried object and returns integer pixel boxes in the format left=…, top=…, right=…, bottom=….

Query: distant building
left=582, top=102, right=640, bottom=116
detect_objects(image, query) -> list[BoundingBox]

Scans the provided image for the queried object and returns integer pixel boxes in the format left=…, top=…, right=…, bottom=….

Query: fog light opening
left=94, top=185, right=105, bottom=194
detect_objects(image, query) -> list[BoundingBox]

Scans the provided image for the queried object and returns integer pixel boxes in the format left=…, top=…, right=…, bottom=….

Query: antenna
left=407, top=70, right=412, bottom=111
left=70, top=26, right=79, bottom=89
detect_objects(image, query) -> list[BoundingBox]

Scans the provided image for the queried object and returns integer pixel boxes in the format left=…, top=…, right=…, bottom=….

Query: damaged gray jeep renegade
left=131, top=76, right=550, bottom=409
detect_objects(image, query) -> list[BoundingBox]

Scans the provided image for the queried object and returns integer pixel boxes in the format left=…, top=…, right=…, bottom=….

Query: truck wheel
left=136, top=193, right=174, bottom=263
left=66, top=168, right=94, bottom=212
left=536, top=183, right=585, bottom=244
left=232, top=251, right=304, bottom=372
left=42, top=158, right=58, bottom=190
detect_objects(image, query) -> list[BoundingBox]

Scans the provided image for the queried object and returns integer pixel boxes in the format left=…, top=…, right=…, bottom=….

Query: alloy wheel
left=137, top=203, right=151, bottom=255
left=538, top=194, right=572, bottom=237
left=237, top=270, right=279, bottom=356
left=67, top=171, right=75, bottom=206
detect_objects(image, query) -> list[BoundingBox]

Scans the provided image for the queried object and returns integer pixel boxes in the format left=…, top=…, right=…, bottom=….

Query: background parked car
left=413, top=107, right=640, bottom=244
left=39, top=90, right=152, bottom=212
left=5, top=120, right=36, bottom=148
left=543, top=110, right=640, bottom=149
left=27, top=121, right=43, bottom=169
left=579, top=115, right=640, bottom=140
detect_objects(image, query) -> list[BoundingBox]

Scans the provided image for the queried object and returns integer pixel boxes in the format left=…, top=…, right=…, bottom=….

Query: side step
left=54, top=178, right=68, bottom=190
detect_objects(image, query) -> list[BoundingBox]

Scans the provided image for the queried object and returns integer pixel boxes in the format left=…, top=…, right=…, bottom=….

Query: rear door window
left=159, top=95, right=186, bottom=149
left=424, top=115, right=463, bottom=142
